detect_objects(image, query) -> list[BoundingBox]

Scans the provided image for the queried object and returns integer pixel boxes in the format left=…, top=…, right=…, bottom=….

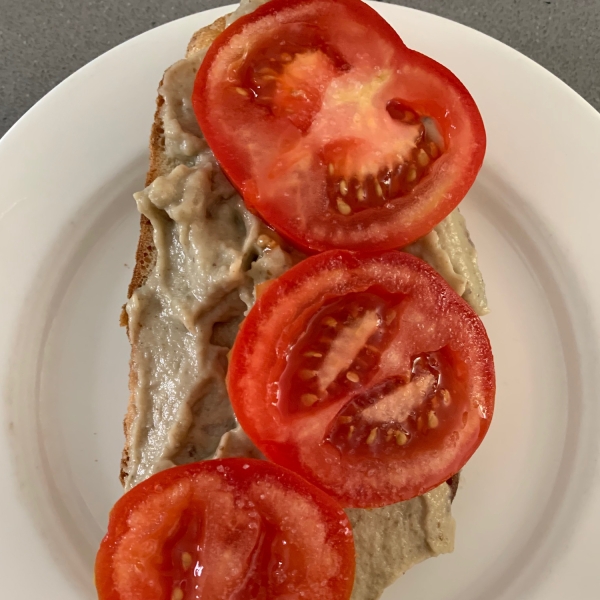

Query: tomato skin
left=227, top=251, right=495, bottom=508
left=95, top=459, right=355, bottom=600
left=194, top=0, right=486, bottom=253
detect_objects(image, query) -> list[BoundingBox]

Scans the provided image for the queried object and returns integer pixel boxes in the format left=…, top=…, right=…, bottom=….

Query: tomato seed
left=323, top=317, right=338, bottom=328
left=172, top=588, right=184, bottom=600
left=301, top=393, right=319, bottom=406
left=441, top=389, right=451, bottom=406
left=428, top=411, right=439, bottom=428
left=417, top=148, right=430, bottom=167
left=181, top=552, right=192, bottom=570
left=346, top=371, right=360, bottom=383
left=428, top=141, right=439, bottom=158
left=339, top=179, right=348, bottom=196
left=395, top=431, right=408, bottom=446
left=304, top=351, right=323, bottom=358
left=299, top=369, right=317, bottom=380
left=337, top=198, right=352, bottom=215
left=366, top=428, right=378, bottom=444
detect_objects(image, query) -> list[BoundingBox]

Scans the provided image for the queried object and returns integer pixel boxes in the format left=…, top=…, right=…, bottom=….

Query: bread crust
left=119, top=15, right=227, bottom=485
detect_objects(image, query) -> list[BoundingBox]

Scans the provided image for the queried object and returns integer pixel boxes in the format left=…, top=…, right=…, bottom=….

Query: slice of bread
left=119, top=9, right=460, bottom=598
left=120, top=15, right=227, bottom=484
left=119, top=2, right=486, bottom=484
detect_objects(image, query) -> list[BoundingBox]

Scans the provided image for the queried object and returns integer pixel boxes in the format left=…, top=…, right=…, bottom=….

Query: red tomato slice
left=193, top=0, right=486, bottom=252
left=227, top=251, right=495, bottom=508
left=95, top=459, right=355, bottom=600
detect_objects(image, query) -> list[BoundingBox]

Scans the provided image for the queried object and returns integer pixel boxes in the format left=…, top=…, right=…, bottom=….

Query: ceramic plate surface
left=1, top=3, right=599, bottom=599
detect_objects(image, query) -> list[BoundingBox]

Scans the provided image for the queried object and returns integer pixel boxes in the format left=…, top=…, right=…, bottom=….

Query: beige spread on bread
left=126, top=160, right=292, bottom=485
left=122, top=1, right=487, bottom=598
left=347, top=484, right=456, bottom=600
left=405, top=209, right=488, bottom=315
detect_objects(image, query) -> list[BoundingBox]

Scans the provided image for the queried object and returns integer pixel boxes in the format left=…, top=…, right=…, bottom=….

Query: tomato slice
left=95, top=459, right=355, bottom=600
left=193, top=0, right=486, bottom=252
left=227, top=251, right=495, bottom=508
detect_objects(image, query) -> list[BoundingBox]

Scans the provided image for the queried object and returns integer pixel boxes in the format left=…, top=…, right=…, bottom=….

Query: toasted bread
left=119, top=8, right=462, bottom=599
left=120, top=15, right=227, bottom=485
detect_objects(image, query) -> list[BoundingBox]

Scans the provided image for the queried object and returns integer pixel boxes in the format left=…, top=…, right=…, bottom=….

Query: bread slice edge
left=119, top=15, right=228, bottom=485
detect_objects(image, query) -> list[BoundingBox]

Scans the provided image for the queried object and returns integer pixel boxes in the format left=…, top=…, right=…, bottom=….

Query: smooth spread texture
left=405, top=208, right=488, bottom=315
left=347, top=484, right=455, bottom=600
left=160, top=51, right=207, bottom=163
left=124, top=1, right=482, bottom=597
left=126, top=159, right=292, bottom=487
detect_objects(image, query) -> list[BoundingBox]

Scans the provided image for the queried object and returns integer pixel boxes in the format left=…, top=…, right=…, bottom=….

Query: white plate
left=1, top=3, right=599, bottom=599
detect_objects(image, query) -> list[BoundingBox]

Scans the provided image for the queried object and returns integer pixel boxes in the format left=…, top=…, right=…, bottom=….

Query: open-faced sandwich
left=95, top=1, right=495, bottom=598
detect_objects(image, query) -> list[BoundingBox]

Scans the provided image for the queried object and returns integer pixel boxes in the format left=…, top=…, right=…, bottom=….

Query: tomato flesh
left=194, top=0, right=486, bottom=252
left=239, top=22, right=349, bottom=132
left=278, top=291, right=398, bottom=415
left=95, top=459, right=355, bottom=600
left=227, top=251, right=495, bottom=507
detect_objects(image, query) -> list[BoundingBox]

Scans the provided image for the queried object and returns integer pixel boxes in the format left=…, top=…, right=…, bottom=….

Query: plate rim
left=1, top=3, right=600, bottom=600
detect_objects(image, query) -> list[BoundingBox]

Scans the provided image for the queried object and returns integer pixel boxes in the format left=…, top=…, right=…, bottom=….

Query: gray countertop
left=0, top=0, right=598, bottom=138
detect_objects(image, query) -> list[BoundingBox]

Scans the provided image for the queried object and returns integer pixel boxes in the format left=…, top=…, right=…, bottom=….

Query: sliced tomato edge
left=227, top=250, right=495, bottom=507
left=95, top=458, right=356, bottom=600
left=194, top=0, right=486, bottom=253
